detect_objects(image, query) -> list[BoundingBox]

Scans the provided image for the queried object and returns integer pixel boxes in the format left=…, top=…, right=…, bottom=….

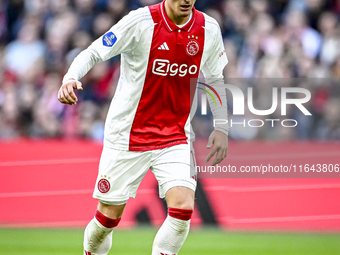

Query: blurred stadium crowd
left=0, top=0, right=340, bottom=141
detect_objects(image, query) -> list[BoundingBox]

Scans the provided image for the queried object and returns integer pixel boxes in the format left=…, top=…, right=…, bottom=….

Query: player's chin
left=178, top=9, right=192, bottom=17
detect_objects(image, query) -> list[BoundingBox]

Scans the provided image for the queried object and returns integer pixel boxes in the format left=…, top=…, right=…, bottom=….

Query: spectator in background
left=66, top=30, right=92, bottom=66
left=284, top=10, right=322, bottom=60
left=0, top=78, right=18, bottom=139
left=45, top=11, right=78, bottom=72
left=315, top=98, right=340, bottom=139
left=0, top=1, right=7, bottom=42
left=5, top=22, right=45, bottom=76
left=75, top=0, right=97, bottom=33
left=31, top=72, right=64, bottom=137
left=92, top=12, right=115, bottom=39
left=318, top=11, right=340, bottom=66
left=47, top=0, right=71, bottom=18
left=106, top=0, right=128, bottom=23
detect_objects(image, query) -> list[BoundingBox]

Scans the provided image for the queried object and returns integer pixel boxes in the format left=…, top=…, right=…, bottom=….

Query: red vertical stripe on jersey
left=129, top=2, right=205, bottom=151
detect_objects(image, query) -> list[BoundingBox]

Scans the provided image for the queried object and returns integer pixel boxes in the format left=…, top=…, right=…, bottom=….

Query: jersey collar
left=160, top=0, right=196, bottom=32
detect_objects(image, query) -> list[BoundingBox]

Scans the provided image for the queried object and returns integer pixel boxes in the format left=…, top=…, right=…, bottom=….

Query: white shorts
left=93, top=143, right=197, bottom=205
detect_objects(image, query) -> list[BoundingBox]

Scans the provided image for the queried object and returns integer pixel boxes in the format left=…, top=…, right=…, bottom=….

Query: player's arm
left=58, top=47, right=100, bottom=105
left=201, top=17, right=229, bottom=166
left=204, top=77, right=229, bottom=166
left=58, top=8, right=146, bottom=105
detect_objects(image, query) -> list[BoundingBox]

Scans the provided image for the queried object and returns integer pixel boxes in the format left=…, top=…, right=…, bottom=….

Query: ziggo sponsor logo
left=152, top=59, right=198, bottom=77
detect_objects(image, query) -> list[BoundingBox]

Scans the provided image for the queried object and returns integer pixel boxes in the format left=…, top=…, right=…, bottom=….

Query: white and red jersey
left=63, top=1, right=228, bottom=151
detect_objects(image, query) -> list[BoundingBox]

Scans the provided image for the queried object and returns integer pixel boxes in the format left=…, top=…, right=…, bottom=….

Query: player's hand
left=206, top=130, right=228, bottom=166
left=58, top=79, right=83, bottom=105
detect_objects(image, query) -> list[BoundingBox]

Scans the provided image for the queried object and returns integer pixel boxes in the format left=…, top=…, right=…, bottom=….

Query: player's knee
left=98, top=201, right=126, bottom=220
left=171, top=198, right=194, bottom=211
left=165, top=186, right=195, bottom=209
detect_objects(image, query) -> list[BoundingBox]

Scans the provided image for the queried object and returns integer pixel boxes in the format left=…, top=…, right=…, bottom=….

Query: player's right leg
left=83, top=146, right=151, bottom=255
left=84, top=202, right=125, bottom=255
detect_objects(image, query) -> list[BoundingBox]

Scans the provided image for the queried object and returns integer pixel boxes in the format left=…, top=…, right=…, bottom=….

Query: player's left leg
left=152, top=186, right=194, bottom=255
left=150, top=143, right=197, bottom=255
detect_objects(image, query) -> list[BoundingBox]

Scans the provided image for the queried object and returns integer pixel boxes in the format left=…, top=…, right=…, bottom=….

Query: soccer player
left=58, top=0, right=229, bottom=254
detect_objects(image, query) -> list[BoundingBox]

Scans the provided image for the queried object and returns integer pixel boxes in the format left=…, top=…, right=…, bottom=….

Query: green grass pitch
left=0, top=227, right=339, bottom=255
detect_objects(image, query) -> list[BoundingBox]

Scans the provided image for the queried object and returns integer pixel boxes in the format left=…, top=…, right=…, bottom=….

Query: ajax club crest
left=98, top=176, right=111, bottom=193
left=186, top=35, right=199, bottom=56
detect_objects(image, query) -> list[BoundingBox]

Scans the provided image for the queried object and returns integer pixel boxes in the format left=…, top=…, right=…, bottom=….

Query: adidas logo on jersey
left=158, top=42, right=169, bottom=50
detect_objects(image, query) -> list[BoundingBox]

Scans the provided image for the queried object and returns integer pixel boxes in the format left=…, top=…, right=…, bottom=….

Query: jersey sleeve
left=63, top=7, right=150, bottom=83
left=201, top=20, right=228, bottom=78
left=90, top=7, right=149, bottom=61
left=201, top=17, right=229, bottom=136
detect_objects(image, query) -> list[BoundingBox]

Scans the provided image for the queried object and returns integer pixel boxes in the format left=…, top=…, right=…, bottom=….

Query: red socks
left=168, top=207, right=193, bottom=221
left=95, top=210, right=121, bottom=228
